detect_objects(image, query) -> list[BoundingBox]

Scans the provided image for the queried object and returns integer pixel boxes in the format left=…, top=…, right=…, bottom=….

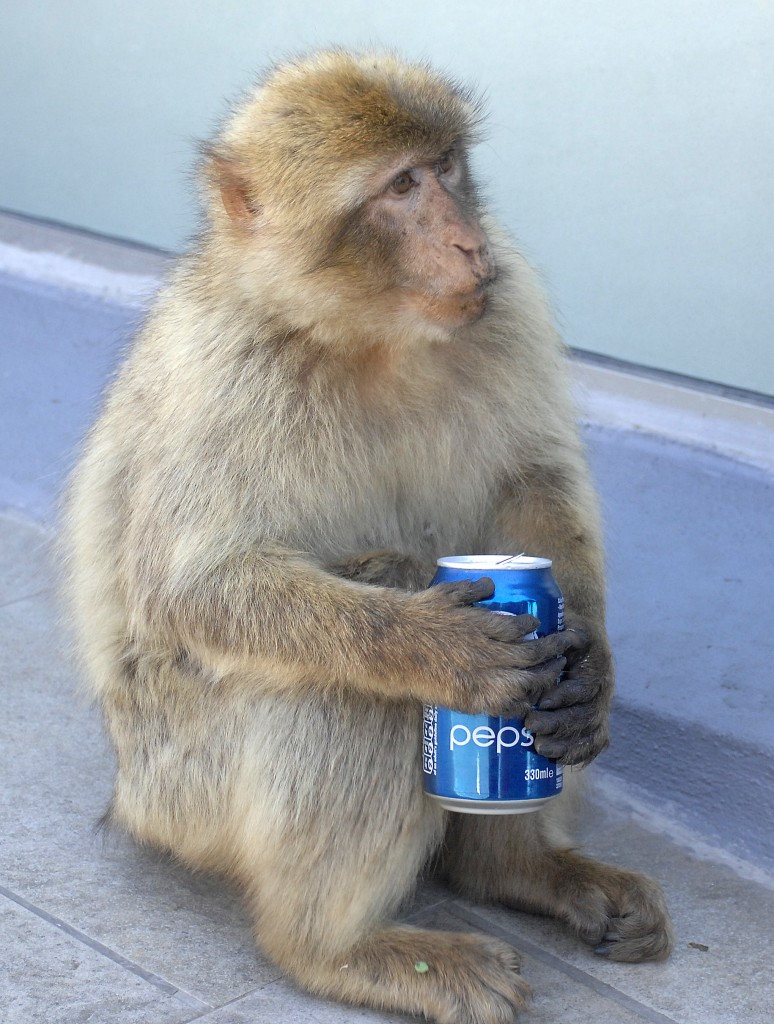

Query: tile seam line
left=449, top=903, right=680, bottom=1024
left=0, top=882, right=213, bottom=1013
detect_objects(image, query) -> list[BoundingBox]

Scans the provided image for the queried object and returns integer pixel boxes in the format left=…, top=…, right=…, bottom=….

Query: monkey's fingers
left=525, top=700, right=598, bottom=737
left=511, top=629, right=579, bottom=666
left=558, top=625, right=593, bottom=667
left=429, top=576, right=495, bottom=606
left=510, top=655, right=567, bottom=696
left=475, top=610, right=540, bottom=643
left=556, top=728, right=610, bottom=767
left=536, top=675, right=600, bottom=710
left=478, top=657, right=566, bottom=716
left=525, top=705, right=610, bottom=766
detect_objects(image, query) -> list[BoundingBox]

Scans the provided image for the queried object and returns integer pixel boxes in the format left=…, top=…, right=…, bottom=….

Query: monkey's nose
left=453, top=242, right=495, bottom=282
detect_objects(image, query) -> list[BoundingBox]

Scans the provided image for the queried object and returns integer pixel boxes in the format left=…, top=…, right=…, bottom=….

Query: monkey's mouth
left=470, top=275, right=495, bottom=300
left=450, top=274, right=496, bottom=317
left=400, top=271, right=496, bottom=328
left=456, top=290, right=489, bottom=323
left=412, top=286, right=490, bottom=328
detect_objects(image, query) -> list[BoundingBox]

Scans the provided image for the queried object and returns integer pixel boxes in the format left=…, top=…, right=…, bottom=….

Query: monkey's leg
left=256, top=913, right=532, bottom=1024
left=232, top=701, right=531, bottom=1024
left=246, top=861, right=532, bottom=1024
left=444, top=789, right=674, bottom=964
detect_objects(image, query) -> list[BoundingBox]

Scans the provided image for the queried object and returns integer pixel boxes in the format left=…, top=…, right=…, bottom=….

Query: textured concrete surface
left=1, top=511, right=773, bottom=1023
left=586, top=428, right=774, bottom=869
left=0, top=270, right=136, bottom=520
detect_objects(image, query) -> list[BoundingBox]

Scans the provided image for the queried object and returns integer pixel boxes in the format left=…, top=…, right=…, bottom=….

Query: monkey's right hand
left=404, top=577, right=581, bottom=715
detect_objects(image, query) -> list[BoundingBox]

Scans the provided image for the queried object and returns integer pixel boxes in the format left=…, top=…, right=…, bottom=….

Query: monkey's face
left=204, top=51, right=497, bottom=339
left=355, top=149, right=496, bottom=330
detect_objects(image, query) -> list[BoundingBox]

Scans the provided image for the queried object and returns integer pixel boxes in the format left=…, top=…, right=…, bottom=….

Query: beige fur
left=64, top=49, right=672, bottom=1024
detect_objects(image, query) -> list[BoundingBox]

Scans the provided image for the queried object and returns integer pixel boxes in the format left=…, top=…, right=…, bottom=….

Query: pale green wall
left=2, top=1, right=772, bottom=395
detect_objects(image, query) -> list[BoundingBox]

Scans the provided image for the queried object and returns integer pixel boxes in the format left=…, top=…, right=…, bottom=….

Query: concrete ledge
left=0, top=208, right=170, bottom=306
left=572, top=356, right=774, bottom=474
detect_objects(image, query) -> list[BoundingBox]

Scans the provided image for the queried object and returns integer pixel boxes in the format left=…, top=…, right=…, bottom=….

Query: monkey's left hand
left=523, top=613, right=613, bottom=767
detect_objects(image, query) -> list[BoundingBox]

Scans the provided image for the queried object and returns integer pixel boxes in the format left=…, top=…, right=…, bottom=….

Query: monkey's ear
left=207, top=154, right=262, bottom=229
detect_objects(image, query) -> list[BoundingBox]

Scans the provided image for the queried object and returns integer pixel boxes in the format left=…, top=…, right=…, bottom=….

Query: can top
left=437, top=554, right=552, bottom=571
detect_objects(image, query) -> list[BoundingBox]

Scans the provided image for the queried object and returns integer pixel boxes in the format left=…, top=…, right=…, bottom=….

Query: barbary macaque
left=65, top=49, right=673, bottom=1024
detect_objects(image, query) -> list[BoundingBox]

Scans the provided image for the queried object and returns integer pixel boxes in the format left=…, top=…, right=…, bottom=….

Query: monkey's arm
left=137, top=544, right=576, bottom=712
left=489, top=457, right=614, bottom=766
left=327, top=549, right=435, bottom=591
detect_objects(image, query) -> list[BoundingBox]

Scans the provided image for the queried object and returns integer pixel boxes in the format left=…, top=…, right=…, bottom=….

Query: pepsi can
left=422, top=555, right=565, bottom=814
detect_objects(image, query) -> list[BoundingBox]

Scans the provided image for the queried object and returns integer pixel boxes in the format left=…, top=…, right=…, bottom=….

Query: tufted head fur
left=202, top=50, right=484, bottom=234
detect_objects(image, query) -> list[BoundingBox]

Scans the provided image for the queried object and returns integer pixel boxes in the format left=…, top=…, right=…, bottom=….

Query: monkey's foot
left=548, top=852, right=675, bottom=963
left=290, top=925, right=531, bottom=1024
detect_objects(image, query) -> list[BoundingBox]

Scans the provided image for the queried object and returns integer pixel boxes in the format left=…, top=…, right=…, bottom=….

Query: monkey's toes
left=435, top=934, right=531, bottom=1024
left=581, top=874, right=675, bottom=964
left=556, top=856, right=674, bottom=965
left=592, top=910, right=675, bottom=963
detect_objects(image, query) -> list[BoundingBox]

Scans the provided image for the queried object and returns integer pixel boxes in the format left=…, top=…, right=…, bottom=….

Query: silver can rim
left=436, top=554, right=552, bottom=571
left=425, top=792, right=557, bottom=814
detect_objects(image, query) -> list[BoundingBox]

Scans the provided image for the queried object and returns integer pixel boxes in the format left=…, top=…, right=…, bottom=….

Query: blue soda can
left=422, top=555, right=565, bottom=814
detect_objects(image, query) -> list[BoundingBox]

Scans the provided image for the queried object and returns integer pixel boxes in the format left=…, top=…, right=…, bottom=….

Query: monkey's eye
left=437, top=150, right=455, bottom=175
left=391, top=172, right=414, bottom=195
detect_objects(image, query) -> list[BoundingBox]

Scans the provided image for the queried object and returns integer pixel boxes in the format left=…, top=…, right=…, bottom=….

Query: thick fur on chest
left=251, top=377, right=505, bottom=560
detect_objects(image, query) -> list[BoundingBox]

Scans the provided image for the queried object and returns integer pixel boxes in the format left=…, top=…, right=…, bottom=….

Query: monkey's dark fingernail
left=594, top=944, right=612, bottom=957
